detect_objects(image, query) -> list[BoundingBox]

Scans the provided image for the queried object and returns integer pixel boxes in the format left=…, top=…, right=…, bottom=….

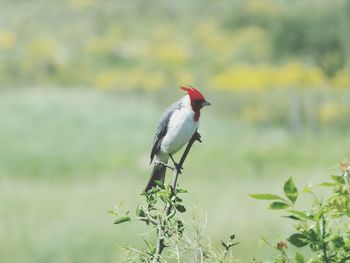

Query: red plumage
left=180, top=86, right=205, bottom=101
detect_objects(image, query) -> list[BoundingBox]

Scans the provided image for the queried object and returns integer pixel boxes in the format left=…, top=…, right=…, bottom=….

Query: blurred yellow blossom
left=212, top=62, right=325, bottom=91
left=195, top=22, right=232, bottom=54
left=319, top=102, right=343, bottom=124
left=86, top=27, right=122, bottom=53
left=28, top=37, right=57, bottom=56
left=175, top=70, right=195, bottom=85
left=154, top=44, right=190, bottom=65
left=95, top=68, right=165, bottom=90
left=242, top=106, right=265, bottom=123
left=230, top=26, right=272, bottom=60
left=331, top=70, right=350, bottom=88
left=0, top=29, right=16, bottom=49
left=245, top=0, right=278, bottom=15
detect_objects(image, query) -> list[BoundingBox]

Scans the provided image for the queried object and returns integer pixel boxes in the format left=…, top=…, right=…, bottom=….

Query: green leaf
left=136, top=206, right=145, bottom=217
left=114, top=215, right=131, bottom=225
left=317, top=182, right=336, bottom=187
left=313, top=208, right=324, bottom=222
left=287, top=233, right=309, bottom=247
left=282, top=215, right=300, bottom=220
left=287, top=210, right=310, bottom=220
left=332, top=235, right=345, bottom=248
left=295, top=252, right=305, bottom=263
left=269, top=201, right=290, bottom=210
left=154, top=180, right=165, bottom=189
left=250, top=193, right=284, bottom=201
left=175, top=204, right=186, bottom=213
left=177, top=220, right=185, bottom=236
left=284, top=177, right=298, bottom=203
left=175, top=188, right=188, bottom=194
left=331, top=175, right=345, bottom=184
left=167, top=207, right=176, bottom=220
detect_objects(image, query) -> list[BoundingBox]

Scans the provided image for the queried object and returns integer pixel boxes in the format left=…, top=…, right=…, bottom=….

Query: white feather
left=156, top=95, right=199, bottom=162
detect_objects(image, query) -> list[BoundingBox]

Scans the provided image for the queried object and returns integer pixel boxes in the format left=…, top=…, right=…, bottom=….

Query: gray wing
left=150, top=99, right=182, bottom=163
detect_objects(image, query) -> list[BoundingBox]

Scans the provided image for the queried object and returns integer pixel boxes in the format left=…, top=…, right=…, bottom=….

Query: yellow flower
left=95, top=68, right=165, bottom=90
left=28, top=37, right=57, bottom=56
left=319, top=102, right=343, bottom=124
left=211, top=62, right=327, bottom=91
left=155, top=44, right=189, bottom=65
left=242, top=106, right=265, bottom=123
left=0, top=30, right=16, bottom=49
left=331, top=70, right=350, bottom=88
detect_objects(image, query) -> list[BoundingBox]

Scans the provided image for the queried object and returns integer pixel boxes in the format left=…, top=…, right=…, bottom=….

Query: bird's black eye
left=194, top=100, right=202, bottom=107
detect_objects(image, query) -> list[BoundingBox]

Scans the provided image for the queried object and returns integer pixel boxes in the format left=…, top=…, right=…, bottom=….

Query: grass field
left=1, top=88, right=349, bottom=262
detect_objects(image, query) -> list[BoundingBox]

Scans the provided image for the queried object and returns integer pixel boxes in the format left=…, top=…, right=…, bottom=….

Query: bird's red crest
left=180, top=86, right=205, bottom=101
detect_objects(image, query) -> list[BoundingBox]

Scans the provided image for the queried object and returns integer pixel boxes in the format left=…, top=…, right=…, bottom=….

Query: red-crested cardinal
left=145, top=86, right=210, bottom=192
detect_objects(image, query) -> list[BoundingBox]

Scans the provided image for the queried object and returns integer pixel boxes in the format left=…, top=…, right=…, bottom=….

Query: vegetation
left=252, top=164, right=350, bottom=262
left=1, top=88, right=350, bottom=262
left=1, top=0, right=349, bottom=90
left=1, top=0, right=350, bottom=262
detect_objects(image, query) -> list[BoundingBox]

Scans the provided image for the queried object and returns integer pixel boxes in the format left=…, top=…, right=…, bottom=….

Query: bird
left=145, top=86, right=210, bottom=192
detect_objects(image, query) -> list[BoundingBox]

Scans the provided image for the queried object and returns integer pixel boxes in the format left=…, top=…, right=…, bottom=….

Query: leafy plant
left=251, top=163, right=350, bottom=263
left=112, top=132, right=239, bottom=262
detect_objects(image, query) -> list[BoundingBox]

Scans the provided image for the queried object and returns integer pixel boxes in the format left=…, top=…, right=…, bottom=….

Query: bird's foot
left=154, top=161, right=174, bottom=171
left=173, top=162, right=183, bottom=174
left=169, top=155, right=183, bottom=174
left=194, top=131, right=202, bottom=143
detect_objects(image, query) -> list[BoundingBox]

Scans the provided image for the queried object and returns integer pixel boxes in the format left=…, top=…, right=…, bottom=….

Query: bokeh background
left=1, top=0, right=350, bottom=262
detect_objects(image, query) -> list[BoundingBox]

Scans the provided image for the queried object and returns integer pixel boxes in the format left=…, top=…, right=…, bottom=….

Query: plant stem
left=321, top=215, right=329, bottom=263
left=152, top=131, right=201, bottom=262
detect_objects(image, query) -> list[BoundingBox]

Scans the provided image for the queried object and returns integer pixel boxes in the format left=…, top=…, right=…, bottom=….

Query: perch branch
left=152, top=130, right=202, bottom=262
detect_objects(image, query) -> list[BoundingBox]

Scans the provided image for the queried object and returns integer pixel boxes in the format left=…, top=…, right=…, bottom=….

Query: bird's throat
left=194, top=110, right=200, bottom=122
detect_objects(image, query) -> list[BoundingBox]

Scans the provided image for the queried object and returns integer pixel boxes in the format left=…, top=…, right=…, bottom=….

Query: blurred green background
left=1, top=0, right=350, bottom=262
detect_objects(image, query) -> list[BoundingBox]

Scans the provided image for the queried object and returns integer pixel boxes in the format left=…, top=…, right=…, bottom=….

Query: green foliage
left=112, top=182, right=238, bottom=262
left=283, top=177, right=298, bottom=203
left=0, top=0, right=349, bottom=88
left=252, top=164, right=350, bottom=262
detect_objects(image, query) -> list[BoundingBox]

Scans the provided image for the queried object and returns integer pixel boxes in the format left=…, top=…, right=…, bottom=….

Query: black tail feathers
left=144, top=163, right=167, bottom=192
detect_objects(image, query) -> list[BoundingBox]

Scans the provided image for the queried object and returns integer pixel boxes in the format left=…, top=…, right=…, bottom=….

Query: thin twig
left=321, top=215, right=329, bottom=263
left=152, top=131, right=202, bottom=262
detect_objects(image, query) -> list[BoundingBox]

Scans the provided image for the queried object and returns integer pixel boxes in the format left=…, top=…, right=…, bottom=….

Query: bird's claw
left=174, top=163, right=183, bottom=174
left=194, top=131, right=202, bottom=143
left=155, top=162, right=174, bottom=170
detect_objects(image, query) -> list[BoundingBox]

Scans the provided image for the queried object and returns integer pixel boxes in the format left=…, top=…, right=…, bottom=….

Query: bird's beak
left=201, top=100, right=211, bottom=107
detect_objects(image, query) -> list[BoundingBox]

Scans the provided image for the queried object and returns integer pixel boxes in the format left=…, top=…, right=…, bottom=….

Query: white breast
left=160, top=104, right=199, bottom=158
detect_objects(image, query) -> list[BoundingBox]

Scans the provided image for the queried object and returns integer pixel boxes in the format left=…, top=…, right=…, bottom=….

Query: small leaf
left=317, top=182, right=336, bottom=187
left=154, top=180, right=165, bottom=189
left=136, top=206, right=145, bottom=217
left=287, top=210, right=310, bottom=220
left=332, top=236, right=345, bottom=248
left=284, top=177, right=298, bottom=203
left=287, top=233, right=309, bottom=247
left=230, top=234, right=235, bottom=240
left=331, top=175, right=345, bottom=184
left=269, top=201, right=290, bottom=210
left=114, top=215, right=131, bottom=225
left=303, top=185, right=312, bottom=193
left=159, top=194, right=168, bottom=204
left=175, top=188, right=188, bottom=194
left=295, top=252, right=305, bottom=263
left=167, top=207, right=176, bottom=219
left=175, top=204, right=186, bottom=213
left=250, top=193, right=285, bottom=201
left=177, top=220, right=184, bottom=236
left=282, top=215, right=300, bottom=220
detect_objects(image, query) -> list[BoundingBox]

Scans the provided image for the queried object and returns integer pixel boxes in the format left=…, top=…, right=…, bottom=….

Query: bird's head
left=180, top=86, right=211, bottom=112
